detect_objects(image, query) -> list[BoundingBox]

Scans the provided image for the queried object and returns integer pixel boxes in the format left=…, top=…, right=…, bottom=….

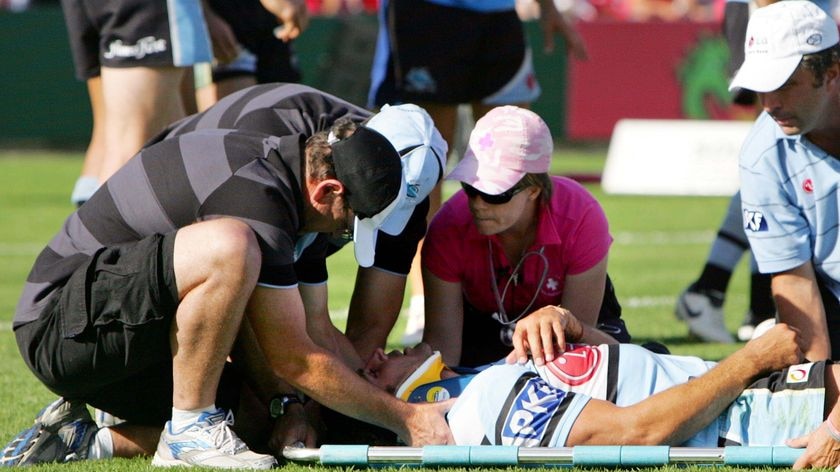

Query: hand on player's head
left=506, top=305, right=582, bottom=366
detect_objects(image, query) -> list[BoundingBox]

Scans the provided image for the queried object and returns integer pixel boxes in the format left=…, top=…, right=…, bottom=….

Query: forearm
left=772, top=264, right=831, bottom=360
left=570, top=324, right=802, bottom=446
left=345, top=268, right=404, bottom=360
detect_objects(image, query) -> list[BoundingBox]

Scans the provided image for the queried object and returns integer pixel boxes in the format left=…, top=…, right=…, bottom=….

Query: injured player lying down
left=357, top=311, right=838, bottom=456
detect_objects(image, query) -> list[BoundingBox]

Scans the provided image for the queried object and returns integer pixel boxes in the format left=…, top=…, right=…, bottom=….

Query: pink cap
left=447, top=106, right=553, bottom=194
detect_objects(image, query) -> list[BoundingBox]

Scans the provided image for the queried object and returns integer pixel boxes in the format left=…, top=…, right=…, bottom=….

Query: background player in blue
left=734, top=1, right=840, bottom=361
left=354, top=316, right=840, bottom=468
left=4, top=105, right=451, bottom=467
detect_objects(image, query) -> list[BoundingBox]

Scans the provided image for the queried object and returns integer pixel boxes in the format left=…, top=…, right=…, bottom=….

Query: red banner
left=568, top=21, right=746, bottom=140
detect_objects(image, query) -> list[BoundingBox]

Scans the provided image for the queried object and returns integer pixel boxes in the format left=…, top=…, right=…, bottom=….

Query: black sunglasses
left=461, top=182, right=524, bottom=205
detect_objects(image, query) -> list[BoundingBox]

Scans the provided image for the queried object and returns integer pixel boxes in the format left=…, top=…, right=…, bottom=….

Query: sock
left=694, top=264, right=733, bottom=295
left=86, top=427, right=114, bottom=459
left=70, top=175, right=100, bottom=206
left=171, top=405, right=217, bottom=431
left=705, top=192, right=750, bottom=271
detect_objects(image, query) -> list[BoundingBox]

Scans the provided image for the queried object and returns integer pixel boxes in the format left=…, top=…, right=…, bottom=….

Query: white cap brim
left=728, top=54, right=803, bottom=93
left=353, top=178, right=407, bottom=267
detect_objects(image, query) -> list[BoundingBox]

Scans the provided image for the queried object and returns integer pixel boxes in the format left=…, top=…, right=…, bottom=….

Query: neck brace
left=395, top=351, right=446, bottom=401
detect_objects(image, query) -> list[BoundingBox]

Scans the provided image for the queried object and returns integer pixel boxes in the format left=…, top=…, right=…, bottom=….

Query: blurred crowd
left=0, top=0, right=729, bottom=22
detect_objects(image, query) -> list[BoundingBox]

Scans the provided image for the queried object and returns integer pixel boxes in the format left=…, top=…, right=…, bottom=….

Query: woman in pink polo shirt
left=421, top=106, right=631, bottom=368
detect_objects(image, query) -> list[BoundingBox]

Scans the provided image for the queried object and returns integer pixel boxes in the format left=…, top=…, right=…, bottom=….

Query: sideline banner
left=568, top=21, right=747, bottom=140
left=602, top=119, right=752, bottom=196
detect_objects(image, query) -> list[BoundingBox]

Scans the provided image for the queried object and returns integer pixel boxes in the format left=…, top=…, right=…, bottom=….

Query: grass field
left=0, top=149, right=765, bottom=471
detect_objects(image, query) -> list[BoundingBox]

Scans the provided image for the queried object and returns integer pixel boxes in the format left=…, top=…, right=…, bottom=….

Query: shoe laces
left=197, top=410, right=248, bottom=455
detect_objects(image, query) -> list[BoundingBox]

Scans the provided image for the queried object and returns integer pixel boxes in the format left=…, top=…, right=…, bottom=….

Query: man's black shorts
left=16, top=233, right=179, bottom=426
left=60, top=0, right=212, bottom=80
left=370, top=0, right=537, bottom=106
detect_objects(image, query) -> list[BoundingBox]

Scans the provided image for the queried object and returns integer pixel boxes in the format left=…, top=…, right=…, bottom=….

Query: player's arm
left=535, top=0, right=587, bottom=59
left=299, top=282, right=364, bottom=370
left=245, top=284, right=454, bottom=446
left=259, top=0, right=308, bottom=41
left=344, top=267, right=407, bottom=361
left=772, top=261, right=830, bottom=361
left=566, top=324, right=803, bottom=446
left=231, top=317, right=317, bottom=450
left=422, top=269, right=466, bottom=366
left=561, top=256, right=611, bottom=333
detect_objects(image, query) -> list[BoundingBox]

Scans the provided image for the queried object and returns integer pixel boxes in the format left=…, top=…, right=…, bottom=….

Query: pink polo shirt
left=423, top=176, right=612, bottom=318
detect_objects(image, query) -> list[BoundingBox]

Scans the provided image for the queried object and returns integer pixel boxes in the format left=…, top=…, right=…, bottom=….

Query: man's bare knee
left=174, top=219, right=261, bottom=296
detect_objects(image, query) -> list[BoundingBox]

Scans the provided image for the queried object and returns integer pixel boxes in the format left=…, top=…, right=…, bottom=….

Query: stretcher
left=283, top=444, right=803, bottom=467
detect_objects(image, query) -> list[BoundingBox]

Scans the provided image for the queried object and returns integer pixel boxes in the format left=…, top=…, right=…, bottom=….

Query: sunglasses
left=461, top=182, right=524, bottom=205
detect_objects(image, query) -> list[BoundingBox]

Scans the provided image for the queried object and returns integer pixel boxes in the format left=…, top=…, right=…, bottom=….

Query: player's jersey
left=447, top=343, right=825, bottom=447
left=448, top=344, right=724, bottom=447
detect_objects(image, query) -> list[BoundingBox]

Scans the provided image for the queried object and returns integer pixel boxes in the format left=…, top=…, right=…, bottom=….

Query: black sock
left=694, top=264, right=732, bottom=294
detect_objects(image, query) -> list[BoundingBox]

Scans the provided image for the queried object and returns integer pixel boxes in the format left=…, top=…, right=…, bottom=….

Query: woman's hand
left=506, top=305, right=583, bottom=366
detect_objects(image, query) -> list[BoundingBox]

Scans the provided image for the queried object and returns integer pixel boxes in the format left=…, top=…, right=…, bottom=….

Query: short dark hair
left=801, top=44, right=840, bottom=87
left=304, top=118, right=359, bottom=181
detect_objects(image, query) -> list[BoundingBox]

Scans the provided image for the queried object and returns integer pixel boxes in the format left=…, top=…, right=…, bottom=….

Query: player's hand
left=400, top=399, right=456, bottom=446
left=788, top=421, right=840, bottom=469
left=506, top=305, right=583, bottom=366
left=202, top=3, right=240, bottom=64
left=260, top=0, right=309, bottom=42
left=741, top=323, right=803, bottom=373
left=267, top=403, right=318, bottom=454
left=537, top=0, right=588, bottom=59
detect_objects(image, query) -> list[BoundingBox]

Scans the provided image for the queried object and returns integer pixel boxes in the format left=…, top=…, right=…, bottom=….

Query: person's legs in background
left=70, top=77, right=106, bottom=206
left=676, top=191, right=775, bottom=343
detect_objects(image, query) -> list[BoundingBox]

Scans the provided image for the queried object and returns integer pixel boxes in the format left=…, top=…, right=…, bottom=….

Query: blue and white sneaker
left=0, top=398, right=97, bottom=466
left=152, top=408, right=276, bottom=469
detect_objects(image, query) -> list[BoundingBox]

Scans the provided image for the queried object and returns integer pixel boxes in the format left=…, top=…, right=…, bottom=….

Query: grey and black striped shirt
left=15, top=129, right=304, bottom=327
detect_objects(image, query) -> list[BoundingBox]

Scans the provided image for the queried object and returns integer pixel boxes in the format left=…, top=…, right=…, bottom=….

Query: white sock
left=170, top=405, right=217, bottom=431
left=86, top=427, right=114, bottom=459
left=70, top=175, right=100, bottom=205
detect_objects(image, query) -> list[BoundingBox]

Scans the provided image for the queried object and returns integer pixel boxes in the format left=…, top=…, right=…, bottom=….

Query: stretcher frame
left=283, top=444, right=803, bottom=467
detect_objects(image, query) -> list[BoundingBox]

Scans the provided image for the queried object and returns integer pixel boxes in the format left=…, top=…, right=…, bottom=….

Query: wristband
left=825, top=417, right=840, bottom=442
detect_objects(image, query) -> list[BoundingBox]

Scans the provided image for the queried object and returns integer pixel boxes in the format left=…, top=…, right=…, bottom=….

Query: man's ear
left=310, top=178, right=345, bottom=205
left=827, top=62, right=840, bottom=87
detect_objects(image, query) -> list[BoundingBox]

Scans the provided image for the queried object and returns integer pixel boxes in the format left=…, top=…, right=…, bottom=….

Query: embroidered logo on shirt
left=786, top=363, right=813, bottom=383
left=541, top=276, right=561, bottom=297
left=743, top=209, right=769, bottom=232
left=802, top=179, right=814, bottom=193
left=544, top=344, right=602, bottom=386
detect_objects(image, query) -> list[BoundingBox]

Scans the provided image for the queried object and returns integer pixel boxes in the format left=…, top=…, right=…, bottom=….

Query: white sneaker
left=1, top=398, right=98, bottom=466
left=94, top=409, right=124, bottom=428
left=401, top=295, right=425, bottom=346
left=151, top=409, right=276, bottom=469
left=675, top=286, right=735, bottom=343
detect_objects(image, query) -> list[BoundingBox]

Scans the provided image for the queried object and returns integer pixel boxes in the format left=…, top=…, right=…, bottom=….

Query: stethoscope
left=487, top=240, right=549, bottom=345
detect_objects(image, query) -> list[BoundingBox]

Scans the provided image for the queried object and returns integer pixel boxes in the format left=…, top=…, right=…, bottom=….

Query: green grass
left=0, top=149, right=762, bottom=470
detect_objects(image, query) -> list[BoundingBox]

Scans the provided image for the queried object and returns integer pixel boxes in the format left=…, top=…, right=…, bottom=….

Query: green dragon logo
left=678, top=34, right=738, bottom=120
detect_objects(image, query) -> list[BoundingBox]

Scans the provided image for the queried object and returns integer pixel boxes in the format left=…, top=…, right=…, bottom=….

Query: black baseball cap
left=331, top=126, right=402, bottom=219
